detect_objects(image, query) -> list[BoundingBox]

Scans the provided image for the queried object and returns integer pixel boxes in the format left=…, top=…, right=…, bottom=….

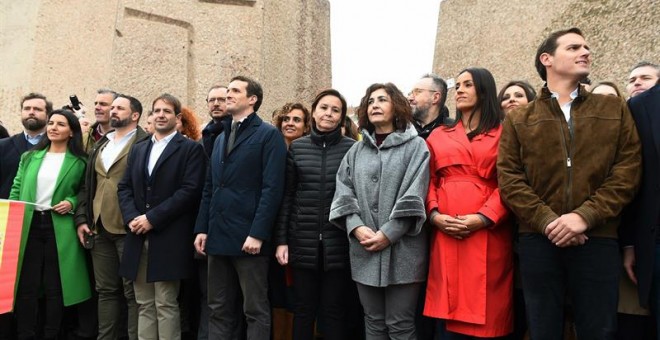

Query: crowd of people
left=0, top=27, right=658, bottom=340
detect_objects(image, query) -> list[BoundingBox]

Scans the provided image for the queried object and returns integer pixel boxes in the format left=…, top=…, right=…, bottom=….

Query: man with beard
left=83, top=89, right=117, bottom=153
left=407, top=74, right=451, bottom=139
left=0, top=92, right=51, bottom=198
left=75, top=94, right=149, bottom=340
left=0, top=92, right=50, bottom=339
left=201, top=84, right=228, bottom=157
left=406, top=75, right=451, bottom=340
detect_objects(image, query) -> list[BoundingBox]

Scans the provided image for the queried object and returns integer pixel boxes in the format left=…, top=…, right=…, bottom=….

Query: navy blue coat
left=0, top=133, right=32, bottom=198
left=118, top=132, right=207, bottom=281
left=194, top=113, right=286, bottom=256
left=622, top=84, right=660, bottom=308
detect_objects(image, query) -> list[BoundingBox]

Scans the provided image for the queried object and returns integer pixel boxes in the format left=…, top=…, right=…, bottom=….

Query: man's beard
left=110, top=117, right=131, bottom=128
left=22, top=117, right=47, bottom=132
left=412, top=106, right=429, bottom=123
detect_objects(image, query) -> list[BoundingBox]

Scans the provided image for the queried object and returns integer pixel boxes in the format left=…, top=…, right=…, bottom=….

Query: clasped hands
left=544, top=212, right=589, bottom=247
left=353, top=226, right=391, bottom=252
left=431, top=213, right=485, bottom=240
left=128, top=214, right=153, bottom=235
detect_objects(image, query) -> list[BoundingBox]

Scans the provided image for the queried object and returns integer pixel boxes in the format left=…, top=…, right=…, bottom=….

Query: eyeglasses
left=207, top=97, right=226, bottom=104
left=410, top=88, right=439, bottom=96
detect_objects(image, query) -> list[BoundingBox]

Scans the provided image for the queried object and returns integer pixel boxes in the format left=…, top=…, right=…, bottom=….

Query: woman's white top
left=35, top=152, right=66, bottom=211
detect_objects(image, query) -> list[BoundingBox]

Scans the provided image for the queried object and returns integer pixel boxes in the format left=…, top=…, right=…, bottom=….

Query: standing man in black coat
left=201, top=84, right=229, bottom=158
left=0, top=92, right=50, bottom=340
left=118, top=93, right=207, bottom=340
left=622, top=79, right=660, bottom=331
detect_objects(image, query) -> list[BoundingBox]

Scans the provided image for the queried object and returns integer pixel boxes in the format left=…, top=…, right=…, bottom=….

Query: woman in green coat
left=9, top=109, right=91, bottom=340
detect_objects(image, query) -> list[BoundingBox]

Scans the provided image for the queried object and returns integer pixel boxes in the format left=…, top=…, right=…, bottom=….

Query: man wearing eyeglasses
left=201, top=84, right=229, bottom=158
left=408, top=74, right=452, bottom=139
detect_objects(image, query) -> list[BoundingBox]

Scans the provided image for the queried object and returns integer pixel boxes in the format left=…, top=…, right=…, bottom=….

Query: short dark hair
left=357, top=83, right=412, bottom=134
left=311, top=89, right=348, bottom=129
left=32, top=109, right=86, bottom=159
left=421, top=73, right=449, bottom=109
left=152, top=93, right=182, bottom=115
left=230, top=76, right=263, bottom=112
left=535, top=27, right=584, bottom=81
left=274, top=102, right=311, bottom=134
left=97, top=88, right=118, bottom=100
left=116, top=94, right=143, bottom=119
left=497, top=80, right=537, bottom=104
left=629, top=61, right=660, bottom=77
left=20, top=92, right=53, bottom=115
left=448, top=68, right=503, bottom=139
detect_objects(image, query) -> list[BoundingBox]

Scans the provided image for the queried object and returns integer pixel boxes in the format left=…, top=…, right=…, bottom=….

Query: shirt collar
left=106, top=128, right=137, bottom=143
left=550, top=87, right=579, bottom=101
left=24, top=131, right=44, bottom=144
left=151, top=130, right=178, bottom=144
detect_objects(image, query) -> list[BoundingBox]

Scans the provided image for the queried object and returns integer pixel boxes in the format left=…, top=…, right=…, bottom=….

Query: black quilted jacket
left=274, top=126, right=355, bottom=271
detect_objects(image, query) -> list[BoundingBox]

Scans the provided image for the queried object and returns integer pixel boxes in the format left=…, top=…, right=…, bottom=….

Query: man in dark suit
left=118, top=93, right=207, bottom=340
left=0, top=93, right=51, bottom=199
left=194, top=76, right=286, bottom=339
left=622, top=77, right=660, bottom=330
left=0, top=93, right=50, bottom=339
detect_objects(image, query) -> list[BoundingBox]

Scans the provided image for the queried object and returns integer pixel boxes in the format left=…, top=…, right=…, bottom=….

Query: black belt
left=32, top=210, right=53, bottom=225
left=35, top=210, right=52, bottom=216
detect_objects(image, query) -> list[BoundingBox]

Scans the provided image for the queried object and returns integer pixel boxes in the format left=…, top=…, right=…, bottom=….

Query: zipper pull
left=567, top=157, right=572, bottom=168
left=319, top=233, right=323, bottom=241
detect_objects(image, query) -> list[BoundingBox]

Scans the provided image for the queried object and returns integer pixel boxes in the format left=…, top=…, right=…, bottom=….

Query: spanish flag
left=0, top=200, right=26, bottom=313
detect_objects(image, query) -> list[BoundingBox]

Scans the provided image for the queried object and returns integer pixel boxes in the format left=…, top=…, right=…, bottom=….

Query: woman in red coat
left=424, top=67, right=513, bottom=338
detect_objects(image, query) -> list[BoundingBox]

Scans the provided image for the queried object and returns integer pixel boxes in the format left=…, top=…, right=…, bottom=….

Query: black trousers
left=15, top=211, right=62, bottom=340
left=290, top=266, right=351, bottom=340
left=518, top=233, right=620, bottom=340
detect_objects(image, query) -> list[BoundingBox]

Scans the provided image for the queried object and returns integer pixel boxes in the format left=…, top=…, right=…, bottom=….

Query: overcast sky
left=329, top=0, right=442, bottom=107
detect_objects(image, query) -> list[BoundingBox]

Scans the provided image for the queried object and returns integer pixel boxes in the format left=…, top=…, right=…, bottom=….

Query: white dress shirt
left=148, top=130, right=178, bottom=176
left=101, top=129, right=137, bottom=171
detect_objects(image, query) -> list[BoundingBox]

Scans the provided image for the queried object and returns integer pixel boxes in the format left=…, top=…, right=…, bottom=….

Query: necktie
left=226, top=121, right=239, bottom=154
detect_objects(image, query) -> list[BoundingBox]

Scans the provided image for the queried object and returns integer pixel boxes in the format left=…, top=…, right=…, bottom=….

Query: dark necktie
left=226, top=121, right=239, bottom=154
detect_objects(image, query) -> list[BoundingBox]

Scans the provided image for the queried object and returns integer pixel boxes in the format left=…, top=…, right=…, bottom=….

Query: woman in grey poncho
left=330, top=83, right=430, bottom=340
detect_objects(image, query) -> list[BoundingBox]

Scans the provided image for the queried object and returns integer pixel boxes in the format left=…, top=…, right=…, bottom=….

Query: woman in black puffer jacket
left=275, top=89, right=356, bottom=340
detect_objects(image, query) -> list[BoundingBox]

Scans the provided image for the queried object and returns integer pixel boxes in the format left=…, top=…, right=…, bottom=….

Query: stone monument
left=0, top=0, right=331, bottom=133
left=433, top=0, right=658, bottom=95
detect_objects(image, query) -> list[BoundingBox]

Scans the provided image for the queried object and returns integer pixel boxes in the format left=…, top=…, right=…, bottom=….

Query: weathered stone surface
left=0, top=0, right=331, bottom=133
left=434, top=0, right=658, bottom=99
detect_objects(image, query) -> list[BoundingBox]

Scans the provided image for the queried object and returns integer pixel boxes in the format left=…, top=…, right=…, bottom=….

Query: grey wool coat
left=330, top=124, right=430, bottom=287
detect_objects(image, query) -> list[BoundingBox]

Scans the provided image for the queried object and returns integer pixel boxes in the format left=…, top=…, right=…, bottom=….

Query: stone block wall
left=0, top=0, right=331, bottom=133
left=433, top=0, right=658, bottom=103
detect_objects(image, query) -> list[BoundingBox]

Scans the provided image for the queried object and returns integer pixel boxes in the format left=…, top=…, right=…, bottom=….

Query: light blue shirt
left=24, top=132, right=44, bottom=146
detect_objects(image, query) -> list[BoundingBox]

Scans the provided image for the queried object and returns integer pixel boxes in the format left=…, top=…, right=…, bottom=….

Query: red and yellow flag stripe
left=0, top=200, right=25, bottom=313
